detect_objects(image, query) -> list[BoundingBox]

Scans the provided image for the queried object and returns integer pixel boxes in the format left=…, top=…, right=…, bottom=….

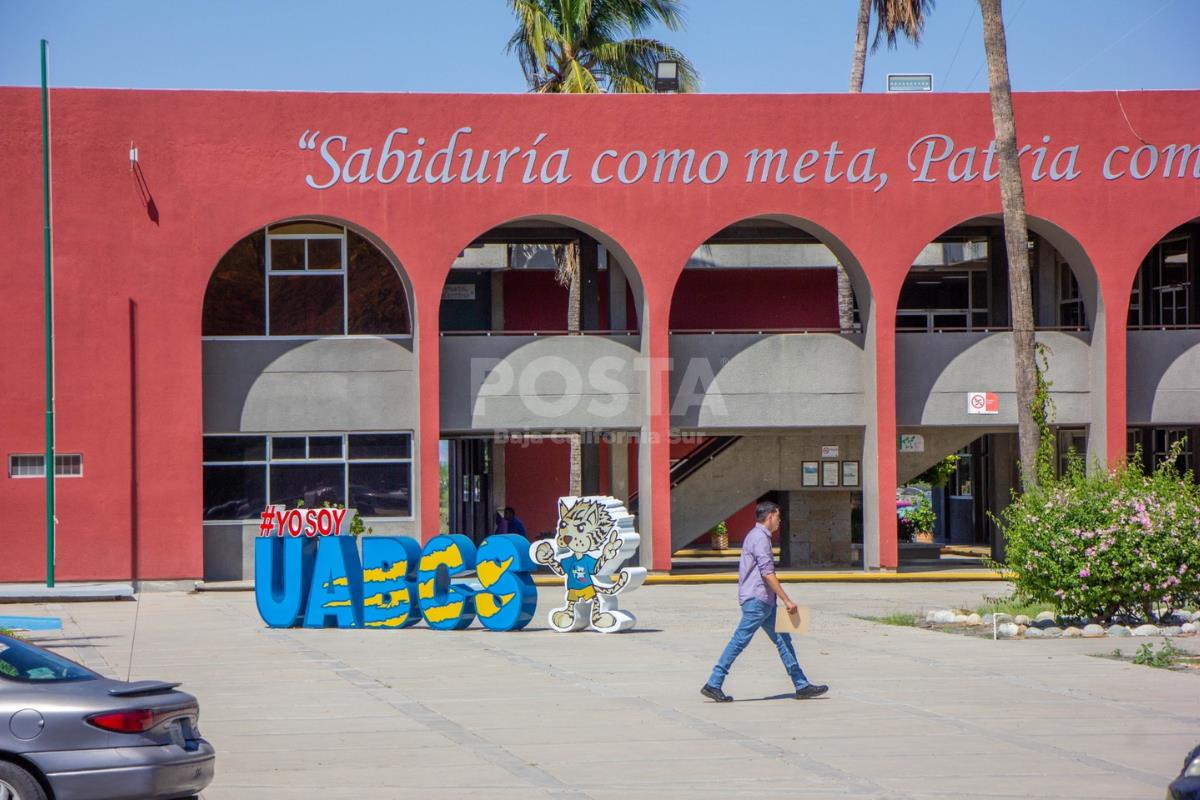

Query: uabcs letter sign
left=254, top=497, right=643, bottom=634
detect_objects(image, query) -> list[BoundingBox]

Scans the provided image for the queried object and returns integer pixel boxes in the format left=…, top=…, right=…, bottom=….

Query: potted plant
left=710, top=520, right=729, bottom=550
left=907, top=497, right=937, bottom=543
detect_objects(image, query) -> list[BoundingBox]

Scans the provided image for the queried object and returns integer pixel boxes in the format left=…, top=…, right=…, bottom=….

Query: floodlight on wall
left=655, top=60, right=679, bottom=92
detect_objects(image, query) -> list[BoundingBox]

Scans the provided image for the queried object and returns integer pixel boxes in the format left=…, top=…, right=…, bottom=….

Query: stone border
left=923, top=608, right=1200, bottom=639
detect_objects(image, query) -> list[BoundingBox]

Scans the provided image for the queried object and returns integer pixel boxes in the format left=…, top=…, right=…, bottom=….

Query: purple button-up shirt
left=737, top=523, right=776, bottom=605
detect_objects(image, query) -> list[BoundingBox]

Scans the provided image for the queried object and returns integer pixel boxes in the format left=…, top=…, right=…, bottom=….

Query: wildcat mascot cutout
left=531, top=496, right=647, bottom=633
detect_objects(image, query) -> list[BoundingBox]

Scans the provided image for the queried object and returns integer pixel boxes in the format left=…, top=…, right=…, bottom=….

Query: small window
left=202, top=436, right=266, bottom=463
left=8, top=454, right=83, bottom=478
left=348, top=433, right=411, bottom=460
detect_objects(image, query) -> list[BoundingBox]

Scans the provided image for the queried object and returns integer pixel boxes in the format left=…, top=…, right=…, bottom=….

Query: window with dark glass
left=202, top=222, right=411, bottom=337
left=270, top=464, right=345, bottom=508
left=203, top=432, right=413, bottom=519
left=201, top=231, right=266, bottom=335
left=347, top=231, right=411, bottom=334
left=202, top=435, right=267, bottom=520
left=1131, top=230, right=1197, bottom=328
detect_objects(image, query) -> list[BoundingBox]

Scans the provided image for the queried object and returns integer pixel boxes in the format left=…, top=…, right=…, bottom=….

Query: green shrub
left=898, top=496, right=936, bottom=541
left=1132, top=641, right=1184, bottom=668
left=994, top=443, right=1200, bottom=620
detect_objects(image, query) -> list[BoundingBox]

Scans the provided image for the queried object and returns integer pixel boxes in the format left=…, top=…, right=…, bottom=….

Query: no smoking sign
left=966, top=391, right=999, bottom=415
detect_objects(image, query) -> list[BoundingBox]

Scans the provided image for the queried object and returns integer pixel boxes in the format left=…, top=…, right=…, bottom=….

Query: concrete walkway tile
left=883, top=772, right=1166, bottom=799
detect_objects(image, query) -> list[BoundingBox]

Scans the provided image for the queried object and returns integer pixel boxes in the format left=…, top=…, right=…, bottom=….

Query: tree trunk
left=849, top=0, right=871, bottom=93
left=841, top=0, right=871, bottom=331
left=563, top=240, right=583, bottom=497
left=836, top=262, right=856, bottom=331
left=980, top=0, right=1040, bottom=486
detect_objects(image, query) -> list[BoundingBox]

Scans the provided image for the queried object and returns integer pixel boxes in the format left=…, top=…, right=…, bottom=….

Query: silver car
left=0, top=632, right=215, bottom=800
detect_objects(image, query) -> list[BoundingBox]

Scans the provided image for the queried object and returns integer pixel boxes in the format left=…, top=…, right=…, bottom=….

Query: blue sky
left=1, top=0, right=1197, bottom=93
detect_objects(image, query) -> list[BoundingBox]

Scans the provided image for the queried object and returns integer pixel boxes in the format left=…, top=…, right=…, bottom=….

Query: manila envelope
left=776, top=605, right=810, bottom=634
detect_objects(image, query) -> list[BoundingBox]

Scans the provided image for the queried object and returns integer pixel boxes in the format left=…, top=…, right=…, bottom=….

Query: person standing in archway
left=701, top=501, right=829, bottom=702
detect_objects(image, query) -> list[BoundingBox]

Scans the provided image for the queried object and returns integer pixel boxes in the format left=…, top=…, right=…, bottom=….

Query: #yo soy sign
left=254, top=497, right=643, bottom=634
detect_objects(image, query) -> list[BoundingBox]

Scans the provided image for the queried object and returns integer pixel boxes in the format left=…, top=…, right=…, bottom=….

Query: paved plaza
left=6, top=582, right=1198, bottom=799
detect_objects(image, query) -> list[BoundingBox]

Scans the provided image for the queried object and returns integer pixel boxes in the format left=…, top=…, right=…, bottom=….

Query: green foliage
left=508, top=0, right=699, bottom=94
left=321, top=500, right=372, bottom=537
left=915, top=454, right=959, bottom=488
left=974, top=595, right=1055, bottom=619
left=1132, top=641, right=1185, bottom=668
left=994, top=439, right=1200, bottom=620
left=855, top=613, right=919, bottom=627
left=1031, top=342, right=1057, bottom=488
left=709, top=520, right=728, bottom=536
left=898, top=496, right=936, bottom=541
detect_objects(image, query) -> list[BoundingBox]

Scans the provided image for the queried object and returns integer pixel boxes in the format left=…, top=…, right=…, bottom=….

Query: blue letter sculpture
left=531, top=496, right=646, bottom=633
left=475, top=534, right=538, bottom=631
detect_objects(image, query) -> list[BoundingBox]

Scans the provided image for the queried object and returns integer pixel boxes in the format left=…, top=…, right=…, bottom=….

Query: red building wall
left=669, top=268, right=839, bottom=330
left=0, top=87, right=1195, bottom=580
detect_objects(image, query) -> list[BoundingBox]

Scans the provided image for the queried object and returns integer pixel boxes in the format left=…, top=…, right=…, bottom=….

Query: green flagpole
left=41, top=39, right=55, bottom=588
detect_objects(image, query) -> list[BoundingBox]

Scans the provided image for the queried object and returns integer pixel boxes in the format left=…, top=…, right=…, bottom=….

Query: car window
left=0, top=637, right=97, bottom=683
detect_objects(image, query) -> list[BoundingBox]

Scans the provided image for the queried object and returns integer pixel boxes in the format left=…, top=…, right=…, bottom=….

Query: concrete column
left=490, top=270, right=505, bottom=331
left=787, top=491, right=853, bottom=566
left=863, top=298, right=898, bottom=570
left=491, top=439, right=506, bottom=513
left=989, top=433, right=1019, bottom=562
left=415, top=282, right=444, bottom=543
left=580, top=235, right=600, bottom=331
left=582, top=436, right=601, bottom=495
left=1035, top=235, right=1057, bottom=326
left=607, top=251, right=628, bottom=330
left=610, top=432, right=630, bottom=503
left=637, top=308, right=672, bottom=571
left=1095, top=264, right=1132, bottom=471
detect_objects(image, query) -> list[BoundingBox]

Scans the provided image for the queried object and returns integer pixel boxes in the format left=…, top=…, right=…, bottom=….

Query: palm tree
left=845, top=0, right=934, bottom=331
left=508, top=0, right=698, bottom=496
left=978, top=0, right=1039, bottom=486
left=508, top=0, right=699, bottom=94
left=849, top=0, right=934, bottom=93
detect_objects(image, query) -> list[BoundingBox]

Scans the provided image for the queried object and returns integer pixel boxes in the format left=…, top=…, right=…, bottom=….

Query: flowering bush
left=995, top=445, right=1200, bottom=620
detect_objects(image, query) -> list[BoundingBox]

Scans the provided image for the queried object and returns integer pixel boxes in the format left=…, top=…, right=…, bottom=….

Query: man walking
left=701, top=501, right=828, bottom=702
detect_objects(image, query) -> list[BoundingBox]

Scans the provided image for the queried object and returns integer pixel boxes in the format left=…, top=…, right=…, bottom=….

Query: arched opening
left=894, top=216, right=1100, bottom=566
left=200, top=218, right=417, bottom=581
left=1126, top=217, right=1200, bottom=475
left=437, top=216, right=646, bottom=544
left=203, top=219, right=412, bottom=336
left=664, top=216, right=873, bottom=569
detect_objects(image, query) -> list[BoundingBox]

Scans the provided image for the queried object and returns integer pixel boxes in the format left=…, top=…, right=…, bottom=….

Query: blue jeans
left=707, top=598, right=811, bottom=691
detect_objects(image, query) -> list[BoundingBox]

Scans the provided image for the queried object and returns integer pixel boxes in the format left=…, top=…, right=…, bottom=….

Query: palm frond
left=591, top=39, right=700, bottom=92
left=870, top=0, right=934, bottom=51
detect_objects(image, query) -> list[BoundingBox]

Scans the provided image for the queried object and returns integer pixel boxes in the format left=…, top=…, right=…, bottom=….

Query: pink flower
left=1078, top=568, right=1091, bottom=578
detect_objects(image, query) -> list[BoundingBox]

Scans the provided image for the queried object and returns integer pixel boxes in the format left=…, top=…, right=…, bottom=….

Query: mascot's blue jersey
left=561, top=554, right=598, bottom=589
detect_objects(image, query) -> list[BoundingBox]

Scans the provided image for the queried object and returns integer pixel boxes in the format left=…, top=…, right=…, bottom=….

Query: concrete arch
left=1125, top=213, right=1199, bottom=298
left=670, top=213, right=875, bottom=331
left=443, top=212, right=648, bottom=336
left=898, top=212, right=1103, bottom=334
left=201, top=214, right=417, bottom=336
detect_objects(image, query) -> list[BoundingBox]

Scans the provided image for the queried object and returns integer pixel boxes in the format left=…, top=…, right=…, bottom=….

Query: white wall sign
left=898, top=434, right=925, bottom=453
left=443, top=284, right=476, bottom=300
left=966, top=391, right=999, bottom=415
left=821, top=445, right=839, bottom=459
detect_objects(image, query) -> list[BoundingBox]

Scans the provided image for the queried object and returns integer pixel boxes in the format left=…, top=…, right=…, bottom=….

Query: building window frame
left=8, top=454, right=84, bottom=478
left=202, top=432, right=414, bottom=522
left=265, top=228, right=349, bottom=336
